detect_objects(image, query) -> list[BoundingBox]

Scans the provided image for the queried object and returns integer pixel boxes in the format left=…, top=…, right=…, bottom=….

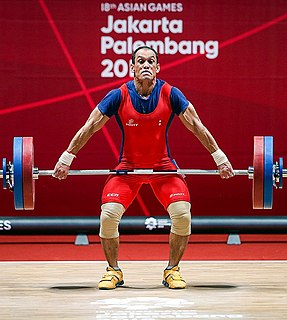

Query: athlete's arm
left=179, top=103, right=234, bottom=179
left=53, top=107, right=109, bottom=180
left=53, top=88, right=121, bottom=180
left=179, top=103, right=218, bottom=153
left=66, top=107, right=109, bottom=155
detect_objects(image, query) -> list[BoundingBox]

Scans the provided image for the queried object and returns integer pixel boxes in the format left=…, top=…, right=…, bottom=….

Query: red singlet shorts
left=101, top=160, right=191, bottom=210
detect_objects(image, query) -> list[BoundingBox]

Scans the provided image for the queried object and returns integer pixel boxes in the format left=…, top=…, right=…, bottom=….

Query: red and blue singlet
left=98, top=79, right=191, bottom=209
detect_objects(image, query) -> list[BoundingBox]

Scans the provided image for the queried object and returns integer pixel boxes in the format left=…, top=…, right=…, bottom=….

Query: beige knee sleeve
left=167, top=201, right=191, bottom=236
left=99, top=202, right=125, bottom=239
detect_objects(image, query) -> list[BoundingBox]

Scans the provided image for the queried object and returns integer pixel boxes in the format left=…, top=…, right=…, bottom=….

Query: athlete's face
left=131, top=49, right=160, bottom=81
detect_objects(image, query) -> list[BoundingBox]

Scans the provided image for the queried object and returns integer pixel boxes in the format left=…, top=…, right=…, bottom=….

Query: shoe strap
left=102, top=270, right=121, bottom=281
left=165, top=269, right=185, bottom=282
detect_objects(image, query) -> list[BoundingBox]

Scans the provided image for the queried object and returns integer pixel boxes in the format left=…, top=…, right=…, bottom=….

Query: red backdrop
left=1, top=0, right=286, bottom=217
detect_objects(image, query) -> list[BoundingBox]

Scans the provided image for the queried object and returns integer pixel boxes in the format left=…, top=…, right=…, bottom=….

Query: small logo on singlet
left=170, top=192, right=185, bottom=198
left=107, top=193, right=119, bottom=197
left=126, top=119, right=138, bottom=127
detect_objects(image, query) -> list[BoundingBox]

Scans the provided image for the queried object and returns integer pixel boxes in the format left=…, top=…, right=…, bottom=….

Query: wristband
left=58, top=150, right=76, bottom=166
left=211, top=149, right=228, bottom=166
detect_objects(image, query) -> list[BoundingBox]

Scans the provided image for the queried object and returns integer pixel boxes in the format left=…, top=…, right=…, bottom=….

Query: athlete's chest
left=119, top=101, right=171, bottom=131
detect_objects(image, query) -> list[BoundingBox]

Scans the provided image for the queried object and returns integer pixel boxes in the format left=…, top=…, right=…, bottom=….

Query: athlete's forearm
left=66, top=126, right=94, bottom=155
left=179, top=104, right=219, bottom=153
left=67, top=107, right=109, bottom=155
left=191, top=123, right=219, bottom=154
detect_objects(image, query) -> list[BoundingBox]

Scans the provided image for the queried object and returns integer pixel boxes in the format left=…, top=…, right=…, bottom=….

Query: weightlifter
left=53, top=46, right=235, bottom=289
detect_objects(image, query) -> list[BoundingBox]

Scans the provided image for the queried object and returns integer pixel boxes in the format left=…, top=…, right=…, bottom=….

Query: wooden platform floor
left=0, top=261, right=286, bottom=319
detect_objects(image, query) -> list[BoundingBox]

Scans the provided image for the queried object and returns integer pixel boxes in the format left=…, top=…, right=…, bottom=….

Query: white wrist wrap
left=58, top=150, right=76, bottom=166
left=211, top=149, right=228, bottom=166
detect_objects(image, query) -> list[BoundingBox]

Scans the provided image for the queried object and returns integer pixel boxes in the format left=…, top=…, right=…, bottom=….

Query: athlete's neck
left=133, top=78, right=156, bottom=98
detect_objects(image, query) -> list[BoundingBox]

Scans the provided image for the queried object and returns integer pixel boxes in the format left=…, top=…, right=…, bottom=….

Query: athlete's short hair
left=131, top=46, right=159, bottom=64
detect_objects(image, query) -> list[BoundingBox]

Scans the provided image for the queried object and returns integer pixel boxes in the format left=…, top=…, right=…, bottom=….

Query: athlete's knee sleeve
left=167, top=201, right=191, bottom=236
left=99, top=202, right=125, bottom=239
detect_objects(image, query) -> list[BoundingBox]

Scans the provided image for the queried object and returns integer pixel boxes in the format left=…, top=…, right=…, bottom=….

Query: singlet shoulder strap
left=161, top=81, right=172, bottom=96
left=160, top=82, right=172, bottom=107
left=118, top=83, right=129, bottom=112
left=119, top=83, right=128, bottom=96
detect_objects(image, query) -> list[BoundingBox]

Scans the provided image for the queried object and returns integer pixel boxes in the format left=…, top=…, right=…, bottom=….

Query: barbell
left=0, top=136, right=285, bottom=211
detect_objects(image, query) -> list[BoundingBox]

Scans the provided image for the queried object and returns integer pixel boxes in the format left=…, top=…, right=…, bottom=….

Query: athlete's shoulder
left=169, top=86, right=189, bottom=115
left=103, top=88, right=122, bottom=102
left=171, top=86, right=186, bottom=97
left=98, top=88, right=122, bottom=117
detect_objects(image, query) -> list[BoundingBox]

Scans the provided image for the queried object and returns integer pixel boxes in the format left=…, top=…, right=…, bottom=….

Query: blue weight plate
left=263, top=136, right=273, bottom=209
left=2, top=158, right=7, bottom=189
left=279, top=157, right=283, bottom=189
left=13, top=137, right=24, bottom=210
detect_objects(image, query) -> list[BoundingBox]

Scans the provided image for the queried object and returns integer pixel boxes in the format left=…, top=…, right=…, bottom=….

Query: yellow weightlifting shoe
left=98, top=266, right=124, bottom=290
left=162, top=266, right=186, bottom=289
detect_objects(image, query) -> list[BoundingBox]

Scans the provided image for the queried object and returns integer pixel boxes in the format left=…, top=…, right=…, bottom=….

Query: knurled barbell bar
left=0, top=136, right=285, bottom=210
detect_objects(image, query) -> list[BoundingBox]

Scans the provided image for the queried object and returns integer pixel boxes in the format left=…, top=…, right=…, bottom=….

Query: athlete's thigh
left=150, top=175, right=190, bottom=209
left=101, top=175, right=142, bottom=209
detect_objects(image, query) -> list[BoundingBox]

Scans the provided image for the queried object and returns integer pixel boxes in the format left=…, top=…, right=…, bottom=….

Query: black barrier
left=0, top=216, right=287, bottom=235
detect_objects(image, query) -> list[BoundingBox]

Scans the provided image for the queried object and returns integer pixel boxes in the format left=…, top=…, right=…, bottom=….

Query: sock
left=110, top=266, right=121, bottom=271
left=166, top=265, right=177, bottom=270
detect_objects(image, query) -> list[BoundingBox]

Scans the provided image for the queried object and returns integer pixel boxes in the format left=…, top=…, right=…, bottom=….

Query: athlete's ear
left=156, top=63, right=160, bottom=73
left=130, top=63, right=135, bottom=74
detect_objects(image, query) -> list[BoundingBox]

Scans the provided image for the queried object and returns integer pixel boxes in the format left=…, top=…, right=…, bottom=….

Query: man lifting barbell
left=53, top=46, right=235, bottom=290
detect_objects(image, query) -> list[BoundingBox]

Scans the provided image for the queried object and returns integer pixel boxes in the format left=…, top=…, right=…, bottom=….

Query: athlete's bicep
left=85, top=107, right=110, bottom=134
left=179, top=103, right=203, bottom=133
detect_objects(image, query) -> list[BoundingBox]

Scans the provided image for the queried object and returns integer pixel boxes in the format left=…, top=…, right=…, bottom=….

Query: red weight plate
left=252, top=136, right=264, bottom=209
left=22, top=137, right=35, bottom=210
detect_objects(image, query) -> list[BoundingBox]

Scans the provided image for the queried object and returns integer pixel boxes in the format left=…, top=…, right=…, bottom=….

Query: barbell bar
left=0, top=136, right=285, bottom=211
